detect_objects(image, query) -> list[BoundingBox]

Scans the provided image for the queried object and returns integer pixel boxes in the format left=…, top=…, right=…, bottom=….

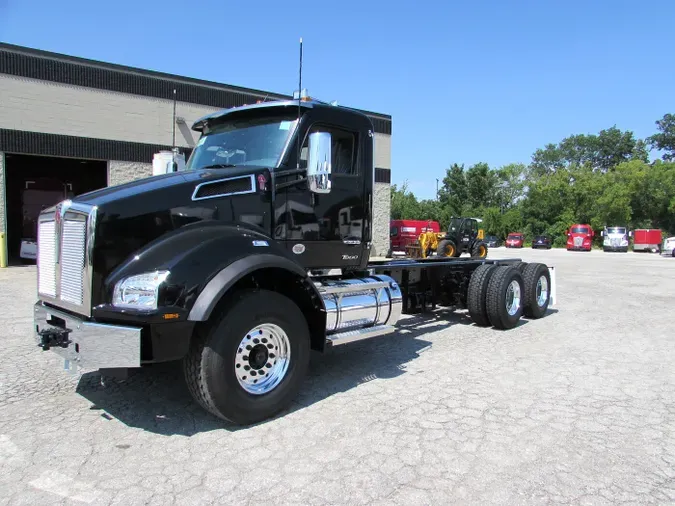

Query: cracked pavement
left=1, top=248, right=675, bottom=505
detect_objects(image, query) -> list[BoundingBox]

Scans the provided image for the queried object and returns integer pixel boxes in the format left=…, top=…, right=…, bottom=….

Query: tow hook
left=38, top=328, right=72, bottom=351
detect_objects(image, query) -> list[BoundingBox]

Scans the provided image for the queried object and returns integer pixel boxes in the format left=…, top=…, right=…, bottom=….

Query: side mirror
left=629, top=231, right=633, bottom=237
left=600, top=230, right=604, bottom=237
left=307, top=131, right=332, bottom=194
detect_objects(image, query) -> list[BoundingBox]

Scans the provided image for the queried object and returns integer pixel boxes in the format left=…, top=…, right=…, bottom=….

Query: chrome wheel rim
left=505, top=279, right=521, bottom=316
left=235, top=323, right=290, bottom=395
left=536, top=275, right=549, bottom=307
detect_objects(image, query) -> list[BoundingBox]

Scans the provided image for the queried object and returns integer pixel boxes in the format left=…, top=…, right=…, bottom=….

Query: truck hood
left=69, top=166, right=272, bottom=304
left=73, top=166, right=264, bottom=218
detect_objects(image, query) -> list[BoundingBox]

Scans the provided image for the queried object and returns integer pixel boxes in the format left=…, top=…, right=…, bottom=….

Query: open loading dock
left=4, top=153, right=107, bottom=263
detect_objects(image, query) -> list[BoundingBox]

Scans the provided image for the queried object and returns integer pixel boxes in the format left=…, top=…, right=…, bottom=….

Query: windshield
left=185, top=114, right=297, bottom=170
left=607, top=227, right=626, bottom=234
left=508, top=234, right=523, bottom=240
left=571, top=226, right=590, bottom=234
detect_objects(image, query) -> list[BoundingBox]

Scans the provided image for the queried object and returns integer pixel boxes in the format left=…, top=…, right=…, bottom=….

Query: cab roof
left=191, top=98, right=370, bottom=132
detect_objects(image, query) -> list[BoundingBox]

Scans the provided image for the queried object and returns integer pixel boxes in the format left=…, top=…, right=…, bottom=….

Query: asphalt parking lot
left=1, top=248, right=675, bottom=505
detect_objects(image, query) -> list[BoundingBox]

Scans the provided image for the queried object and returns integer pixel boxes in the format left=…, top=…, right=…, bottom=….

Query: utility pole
left=436, top=178, right=439, bottom=200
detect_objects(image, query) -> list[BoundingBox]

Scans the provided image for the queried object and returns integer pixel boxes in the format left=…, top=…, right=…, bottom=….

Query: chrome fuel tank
left=314, top=275, right=403, bottom=334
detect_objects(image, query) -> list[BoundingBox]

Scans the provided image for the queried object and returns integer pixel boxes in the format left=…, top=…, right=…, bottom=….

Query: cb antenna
left=296, top=37, right=303, bottom=168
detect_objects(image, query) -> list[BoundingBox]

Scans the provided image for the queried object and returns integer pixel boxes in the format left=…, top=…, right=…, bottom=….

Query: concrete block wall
left=0, top=152, right=5, bottom=235
left=108, top=161, right=153, bottom=187
left=372, top=182, right=391, bottom=257
left=0, top=75, right=222, bottom=149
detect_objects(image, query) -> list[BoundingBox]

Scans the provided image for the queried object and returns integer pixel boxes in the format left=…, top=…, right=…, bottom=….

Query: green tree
left=647, top=113, right=675, bottom=161
left=390, top=182, right=420, bottom=220
left=439, top=163, right=467, bottom=216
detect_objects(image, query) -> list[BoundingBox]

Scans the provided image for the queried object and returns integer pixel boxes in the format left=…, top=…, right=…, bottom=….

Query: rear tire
left=183, top=289, right=310, bottom=425
left=467, top=264, right=498, bottom=326
left=485, top=266, right=525, bottom=330
left=521, top=263, right=551, bottom=319
left=511, top=261, right=528, bottom=273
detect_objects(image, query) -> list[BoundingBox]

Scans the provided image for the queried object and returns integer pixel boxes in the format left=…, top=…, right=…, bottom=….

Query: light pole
left=436, top=178, right=439, bottom=200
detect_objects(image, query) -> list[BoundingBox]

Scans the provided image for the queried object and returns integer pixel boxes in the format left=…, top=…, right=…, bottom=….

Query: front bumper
left=603, top=244, right=628, bottom=252
left=34, top=301, right=142, bottom=372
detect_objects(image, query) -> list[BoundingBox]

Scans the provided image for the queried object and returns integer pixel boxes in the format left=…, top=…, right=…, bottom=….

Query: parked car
left=566, top=224, right=593, bottom=251
left=484, top=235, right=501, bottom=248
left=662, top=236, right=675, bottom=257
left=505, top=232, right=524, bottom=248
left=532, top=235, right=552, bottom=249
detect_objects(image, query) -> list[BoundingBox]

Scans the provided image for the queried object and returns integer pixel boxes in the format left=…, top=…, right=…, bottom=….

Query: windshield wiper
left=198, top=164, right=238, bottom=170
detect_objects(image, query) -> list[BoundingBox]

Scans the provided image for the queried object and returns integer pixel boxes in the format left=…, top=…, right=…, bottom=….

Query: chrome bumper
left=33, top=301, right=142, bottom=372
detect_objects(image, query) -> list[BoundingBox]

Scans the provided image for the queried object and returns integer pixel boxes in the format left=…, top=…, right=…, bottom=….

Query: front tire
left=485, top=266, right=525, bottom=330
left=183, top=289, right=311, bottom=425
left=471, top=240, right=488, bottom=258
left=437, top=239, right=458, bottom=257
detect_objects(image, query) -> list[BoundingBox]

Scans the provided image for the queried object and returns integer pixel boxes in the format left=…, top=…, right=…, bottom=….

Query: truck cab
left=566, top=224, right=594, bottom=251
left=601, top=226, right=630, bottom=252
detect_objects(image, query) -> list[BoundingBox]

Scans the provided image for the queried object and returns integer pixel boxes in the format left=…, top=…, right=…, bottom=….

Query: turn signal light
left=163, top=313, right=180, bottom=320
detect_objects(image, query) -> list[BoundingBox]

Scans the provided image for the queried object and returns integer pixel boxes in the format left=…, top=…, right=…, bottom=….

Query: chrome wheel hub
left=536, top=275, right=549, bottom=307
left=235, top=323, right=290, bottom=395
left=505, top=279, right=521, bottom=316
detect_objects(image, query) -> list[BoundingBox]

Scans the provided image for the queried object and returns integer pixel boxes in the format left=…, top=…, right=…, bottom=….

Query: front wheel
left=471, top=240, right=488, bottom=258
left=183, top=289, right=311, bottom=425
left=437, top=239, right=458, bottom=257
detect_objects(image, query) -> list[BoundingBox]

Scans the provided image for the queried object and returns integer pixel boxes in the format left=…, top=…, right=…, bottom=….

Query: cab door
left=276, top=115, right=368, bottom=269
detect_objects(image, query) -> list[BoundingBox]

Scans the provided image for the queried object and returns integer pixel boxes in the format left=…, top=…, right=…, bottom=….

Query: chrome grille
left=611, top=238, right=621, bottom=247
left=574, top=237, right=583, bottom=247
left=60, top=220, right=87, bottom=305
left=37, top=221, right=56, bottom=296
left=36, top=201, right=97, bottom=317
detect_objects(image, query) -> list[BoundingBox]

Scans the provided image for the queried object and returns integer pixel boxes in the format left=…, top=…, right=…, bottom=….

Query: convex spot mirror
left=307, top=131, right=332, bottom=194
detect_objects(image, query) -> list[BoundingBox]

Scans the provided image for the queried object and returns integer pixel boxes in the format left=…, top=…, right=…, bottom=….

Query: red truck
left=390, top=219, right=440, bottom=255
left=566, top=224, right=594, bottom=251
left=633, top=229, right=662, bottom=253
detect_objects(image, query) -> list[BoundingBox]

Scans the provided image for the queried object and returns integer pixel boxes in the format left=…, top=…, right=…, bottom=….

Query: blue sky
left=1, top=0, right=673, bottom=200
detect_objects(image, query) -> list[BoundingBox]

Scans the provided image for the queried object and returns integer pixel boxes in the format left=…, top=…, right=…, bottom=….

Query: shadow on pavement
left=75, top=309, right=472, bottom=436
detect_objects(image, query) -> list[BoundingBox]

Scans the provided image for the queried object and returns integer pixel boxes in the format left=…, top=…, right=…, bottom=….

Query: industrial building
left=0, top=43, right=392, bottom=265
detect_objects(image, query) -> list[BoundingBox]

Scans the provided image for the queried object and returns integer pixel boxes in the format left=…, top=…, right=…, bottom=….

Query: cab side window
left=299, top=125, right=357, bottom=176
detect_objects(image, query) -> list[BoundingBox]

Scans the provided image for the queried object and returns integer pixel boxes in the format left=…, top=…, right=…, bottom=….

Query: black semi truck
left=33, top=97, right=557, bottom=425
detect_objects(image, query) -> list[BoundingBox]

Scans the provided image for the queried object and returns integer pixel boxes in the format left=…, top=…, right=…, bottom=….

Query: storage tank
left=152, top=149, right=186, bottom=176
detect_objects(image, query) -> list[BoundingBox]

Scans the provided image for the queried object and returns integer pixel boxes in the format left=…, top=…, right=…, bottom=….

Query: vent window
left=193, top=176, right=253, bottom=199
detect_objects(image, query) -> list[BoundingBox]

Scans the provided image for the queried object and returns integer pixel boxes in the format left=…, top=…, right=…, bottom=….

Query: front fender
left=98, top=221, right=312, bottom=318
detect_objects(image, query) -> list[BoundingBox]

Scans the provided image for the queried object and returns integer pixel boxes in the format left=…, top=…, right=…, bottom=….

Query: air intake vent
left=192, top=175, right=255, bottom=200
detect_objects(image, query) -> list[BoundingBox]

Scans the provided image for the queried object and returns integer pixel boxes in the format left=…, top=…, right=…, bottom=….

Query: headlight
left=113, top=270, right=170, bottom=310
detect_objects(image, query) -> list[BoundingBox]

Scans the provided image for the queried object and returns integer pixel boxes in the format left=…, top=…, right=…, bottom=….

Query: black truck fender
left=102, top=220, right=328, bottom=351
left=187, top=251, right=328, bottom=352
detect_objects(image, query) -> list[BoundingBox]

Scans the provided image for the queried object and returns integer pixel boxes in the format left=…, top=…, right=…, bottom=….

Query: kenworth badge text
left=33, top=98, right=557, bottom=425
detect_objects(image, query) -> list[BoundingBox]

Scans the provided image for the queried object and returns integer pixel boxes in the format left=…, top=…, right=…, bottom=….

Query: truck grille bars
left=37, top=201, right=97, bottom=317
